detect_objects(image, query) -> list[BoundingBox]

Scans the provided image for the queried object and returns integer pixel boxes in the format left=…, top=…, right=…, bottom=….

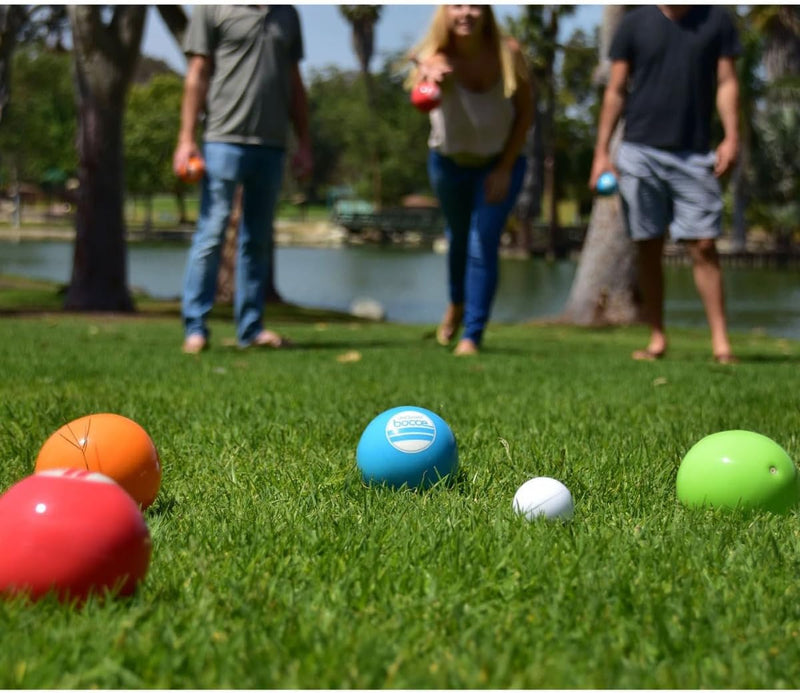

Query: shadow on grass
left=148, top=491, right=178, bottom=518
left=732, top=354, right=800, bottom=364
left=0, top=276, right=375, bottom=325
left=214, top=339, right=415, bottom=353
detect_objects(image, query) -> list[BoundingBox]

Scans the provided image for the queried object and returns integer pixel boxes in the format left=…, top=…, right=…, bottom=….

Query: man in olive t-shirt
left=589, top=5, right=741, bottom=364
left=174, top=5, right=312, bottom=353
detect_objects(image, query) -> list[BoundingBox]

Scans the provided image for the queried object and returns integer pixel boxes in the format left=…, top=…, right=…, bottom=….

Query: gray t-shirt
left=184, top=5, right=303, bottom=147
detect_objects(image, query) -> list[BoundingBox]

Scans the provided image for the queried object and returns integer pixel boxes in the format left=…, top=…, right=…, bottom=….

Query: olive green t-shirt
left=184, top=5, right=303, bottom=147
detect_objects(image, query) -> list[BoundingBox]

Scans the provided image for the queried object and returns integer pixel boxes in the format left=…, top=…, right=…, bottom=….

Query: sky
left=141, top=4, right=606, bottom=77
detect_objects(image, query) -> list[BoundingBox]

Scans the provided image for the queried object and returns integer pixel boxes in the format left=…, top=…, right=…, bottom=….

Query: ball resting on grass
left=513, top=477, right=574, bottom=521
left=0, top=469, right=152, bottom=604
left=349, top=297, right=385, bottom=321
left=676, top=430, right=798, bottom=514
left=35, top=412, right=162, bottom=509
left=356, top=406, right=458, bottom=489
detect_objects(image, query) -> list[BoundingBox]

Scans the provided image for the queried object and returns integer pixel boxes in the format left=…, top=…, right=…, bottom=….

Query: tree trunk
left=144, top=194, right=153, bottom=233
left=216, top=186, right=241, bottom=305
left=731, top=153, right=749, bottom=252
left=543, top=12, right=559, bottom=258
left=215, top=186, right=284, bottom=305
left=731, top=24, right=755, bottom=253
left=765, top=7, right=800, bottom=81
left=174, top=189, right=188, bottom=224
left=0, top=6, right=27, bottom=123
left=561, top=5, right=641, bottom=326
left=341, top=6, right=382, bottom=205
left=64, top=6, right=145, bottom=311
left=67, top=69, right=133, bottom=310
left=155, top=5, right=188, bottom=45
left=358, top=33, right=381, bottom=206
left=561, top=184, right=640, bottom=325
left=513, top=114, right=543, bottom=253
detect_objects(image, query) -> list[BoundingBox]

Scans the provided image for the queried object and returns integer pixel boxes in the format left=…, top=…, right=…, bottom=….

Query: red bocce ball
left=410, top=82, right=441, bottom=113
left=0, top=469, right=152, bottom=604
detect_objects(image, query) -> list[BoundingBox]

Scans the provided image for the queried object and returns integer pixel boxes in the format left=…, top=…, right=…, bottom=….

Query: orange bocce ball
left=35, top=413, right=162, bottom=509
left=177, top=155, right=205, bottom=183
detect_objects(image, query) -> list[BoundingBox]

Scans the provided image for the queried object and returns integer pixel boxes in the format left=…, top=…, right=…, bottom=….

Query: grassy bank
left=0, top=286, right=799, bottom=688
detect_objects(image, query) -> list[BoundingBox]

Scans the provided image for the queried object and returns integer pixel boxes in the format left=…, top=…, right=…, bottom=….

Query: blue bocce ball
left=356, top=406, right=458, bottom=489
left=596, top=171, right=618, bottom=196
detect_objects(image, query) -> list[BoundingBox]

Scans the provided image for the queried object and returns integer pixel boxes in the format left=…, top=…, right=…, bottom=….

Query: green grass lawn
left=0, top=284, right=799, bottom=688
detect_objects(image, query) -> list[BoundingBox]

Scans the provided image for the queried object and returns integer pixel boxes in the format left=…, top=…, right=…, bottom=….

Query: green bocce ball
left=676, top=430, right=798, bottom=514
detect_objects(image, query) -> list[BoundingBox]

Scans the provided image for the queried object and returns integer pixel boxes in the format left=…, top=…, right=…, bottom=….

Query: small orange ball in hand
left=35, top=413, right=162, bottom=509
left=177, top=155, right=205, bottom=183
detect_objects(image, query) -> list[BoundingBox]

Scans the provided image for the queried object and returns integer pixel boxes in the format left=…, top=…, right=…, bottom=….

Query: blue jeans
left=427, top=151, right=526, bottom=345
left=182, top=142, right=286, bottom=346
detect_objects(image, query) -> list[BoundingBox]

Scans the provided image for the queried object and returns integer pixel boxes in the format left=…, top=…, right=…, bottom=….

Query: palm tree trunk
left=561, top=5, right=641, bottom=325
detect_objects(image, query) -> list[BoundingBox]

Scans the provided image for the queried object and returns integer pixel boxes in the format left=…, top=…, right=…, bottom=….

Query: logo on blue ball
left=385, top=410, right=436, bottom=453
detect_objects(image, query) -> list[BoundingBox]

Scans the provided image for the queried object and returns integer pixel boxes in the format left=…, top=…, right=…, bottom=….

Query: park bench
left=331, top=197, right=444, bottom=245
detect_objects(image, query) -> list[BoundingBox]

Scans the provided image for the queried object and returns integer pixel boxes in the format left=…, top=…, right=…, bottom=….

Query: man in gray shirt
left=174, top=5, right=312, bottom=353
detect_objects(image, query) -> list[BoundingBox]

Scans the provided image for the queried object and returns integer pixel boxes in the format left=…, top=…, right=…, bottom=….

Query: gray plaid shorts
left=615, top=141, right=723, bottom=241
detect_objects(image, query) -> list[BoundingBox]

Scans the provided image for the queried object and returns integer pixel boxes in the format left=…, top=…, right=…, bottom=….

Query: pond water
left=1, top=240, right=798, bottom=340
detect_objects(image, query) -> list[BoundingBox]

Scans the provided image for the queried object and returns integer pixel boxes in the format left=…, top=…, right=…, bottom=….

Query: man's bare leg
left=687, top=238, right=735, bottom=362
left=633, top=237, right=668, bottom=360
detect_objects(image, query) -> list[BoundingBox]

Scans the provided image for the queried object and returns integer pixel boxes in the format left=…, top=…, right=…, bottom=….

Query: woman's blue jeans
left=182, top=142, right=286, bottom=346
left=428, top=151, right=526, bottom=345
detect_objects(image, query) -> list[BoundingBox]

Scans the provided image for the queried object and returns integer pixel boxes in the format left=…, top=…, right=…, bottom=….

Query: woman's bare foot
left=453, top=338, right=479, bottom=356
left=436, top=303, right=464, bottom=346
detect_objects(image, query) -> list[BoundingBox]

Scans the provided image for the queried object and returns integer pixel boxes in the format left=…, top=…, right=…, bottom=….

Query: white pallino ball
left=513, top=477, right=574, bottom=521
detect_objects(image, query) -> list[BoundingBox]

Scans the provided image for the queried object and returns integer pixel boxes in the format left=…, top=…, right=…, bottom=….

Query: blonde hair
left=405, top=5, right=524, bottom=98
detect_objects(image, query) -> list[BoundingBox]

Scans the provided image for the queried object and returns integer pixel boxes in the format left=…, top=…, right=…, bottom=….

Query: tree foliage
left=561, top=5, right=639, bottom=326
left=735, top=5, right=800, bottom=239
left=0, top=5, right=68, bottom=122
left=507, top=6, right=576, bottom=237
left=555, top=26, right=599, bottom=216
left=338, top=5, right=381, bottom=77
left=338, top=5, right=383, bottom=202
left=124, top=72, right=184, bottom=226
left=306, top=58, right=429, bottom=205
left=0, top=44, right=76, bottom=186
left=0, top=4, right=795, bottom=244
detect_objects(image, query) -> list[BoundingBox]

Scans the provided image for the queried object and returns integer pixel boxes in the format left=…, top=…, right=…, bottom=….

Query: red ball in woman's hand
left=411, top=82, right=441, bottom=113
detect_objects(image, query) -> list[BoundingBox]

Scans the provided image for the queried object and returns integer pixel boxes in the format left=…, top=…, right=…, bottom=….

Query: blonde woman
left=408, top=5, right=534, bottom=355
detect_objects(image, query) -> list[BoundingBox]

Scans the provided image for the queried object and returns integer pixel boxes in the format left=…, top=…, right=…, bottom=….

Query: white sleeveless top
left=428, top=79, right=515, bottom=158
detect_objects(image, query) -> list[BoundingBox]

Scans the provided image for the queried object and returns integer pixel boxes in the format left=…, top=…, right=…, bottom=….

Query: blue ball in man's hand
left=596, top=171, right=618, bottom=196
